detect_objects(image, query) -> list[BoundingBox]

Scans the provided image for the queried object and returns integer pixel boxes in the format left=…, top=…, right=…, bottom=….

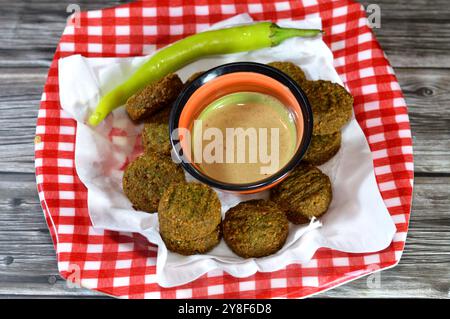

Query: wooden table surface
left=0, top=0, right=449, bottom=299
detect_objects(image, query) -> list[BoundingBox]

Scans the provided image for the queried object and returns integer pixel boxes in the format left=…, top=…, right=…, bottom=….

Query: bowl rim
left=169, top=61, right=313, bottom=192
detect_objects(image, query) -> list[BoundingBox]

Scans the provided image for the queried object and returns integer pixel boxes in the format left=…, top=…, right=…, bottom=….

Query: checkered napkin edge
left=35, top=0, right=413, bottom=298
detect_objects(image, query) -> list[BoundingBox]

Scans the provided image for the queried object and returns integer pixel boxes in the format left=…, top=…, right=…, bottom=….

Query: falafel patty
left=267, top=61, right=307, bottom=85
left=142, top=122, right=171, bottom=156
left=303, top=132, right=341, bottom=165
left=271, top=164, right=332, bottom=224
left=122, top=153, right=185, bottom=213
left=158, top=182, right=222, bottom=241
left=222, top=200, right=289, bottom=258
left=161, top=225, right=221, bottom=255
left=143, top=106, right=172, bottom=125
left=125, top=73, right=183, bottom=121
left=303, top=80, right=353, bottom=135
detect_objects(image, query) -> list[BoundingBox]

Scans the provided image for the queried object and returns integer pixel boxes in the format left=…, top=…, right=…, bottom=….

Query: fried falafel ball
left=267, top=61, right=307, bottom=85
left=303, top=132, right=341, bottom=165
left=303, top=80, right=353, bottom=135
left=143, top=106, right=172, bottom=125
left=161, top=225, right=221, bottom=256
left=271, top=164, right=332, bottom=224
left=158, top=182, right=222, bottom=242
left=223, top=200, right=289, bottom=258
left=125, top=73, right=183, bottom=121
left=122, top=153, right=185, bottom=213
left=142, top=122, right=172, bottom=156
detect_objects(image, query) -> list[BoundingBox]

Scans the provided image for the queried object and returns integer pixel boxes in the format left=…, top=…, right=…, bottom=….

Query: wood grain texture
left=396, top=68, right=450, bottom=173
left=0, top=0, right=449, bottom=68
left=361, top=0, right=450, bottom=68
left=0, top=0, right=449, bottom=298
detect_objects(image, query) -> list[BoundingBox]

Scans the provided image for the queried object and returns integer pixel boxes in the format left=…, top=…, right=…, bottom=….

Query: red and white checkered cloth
left=35, top=0, right=413, bottom=298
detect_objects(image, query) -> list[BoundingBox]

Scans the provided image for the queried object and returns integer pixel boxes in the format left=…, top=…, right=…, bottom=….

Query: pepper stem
left=270, top=23, right=322, bottom=46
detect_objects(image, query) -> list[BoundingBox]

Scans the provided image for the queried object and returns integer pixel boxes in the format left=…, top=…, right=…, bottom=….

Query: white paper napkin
left=58, top=14, right=396, bottom=287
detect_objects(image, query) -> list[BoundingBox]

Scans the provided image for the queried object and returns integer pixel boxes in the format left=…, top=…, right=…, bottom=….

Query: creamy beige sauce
left=192, top=92, right=297, bottom=184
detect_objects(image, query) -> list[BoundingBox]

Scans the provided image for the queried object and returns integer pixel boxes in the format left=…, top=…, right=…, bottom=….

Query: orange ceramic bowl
left=169, top=62, right=313, bottom=193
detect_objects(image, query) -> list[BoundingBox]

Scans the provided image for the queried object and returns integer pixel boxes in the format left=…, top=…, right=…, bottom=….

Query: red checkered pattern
left=35, top=0, right=413, bottom=298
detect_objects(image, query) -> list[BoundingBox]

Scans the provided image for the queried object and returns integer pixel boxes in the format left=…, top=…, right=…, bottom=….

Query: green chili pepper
left=87, top=22, right=322, bottom=126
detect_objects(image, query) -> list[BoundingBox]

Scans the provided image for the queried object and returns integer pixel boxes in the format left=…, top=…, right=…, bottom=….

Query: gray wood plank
left=396, top=68, right=450, bottom=173
left=0, top=0, right=124, bottom=67
left=0, top=0, right=449, bottom=68
left=359, top=0, right=450, bottom=67
left=0, top=69, right=43, bottom=174
left=361, top=0, right=450, bottom=20
left=0, top=264, right=448, bottom=298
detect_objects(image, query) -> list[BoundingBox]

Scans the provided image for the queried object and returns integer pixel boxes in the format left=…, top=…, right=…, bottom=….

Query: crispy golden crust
left=267, top=61, right=307, bottom=85
left=303, top=132, right=341, bottom=165
left=267, top=63, right=353, bottom=135
left=125, top=73, right=183, bottom=121
left=158, top=183, right=222, bottom=241
left=143, top=106, right=172, bottom=125
left=303, top=80, right=353, bottom=135
left=142, top=122, right=171, bottom=156
left=223, top=200, right=289, bottom=258
left=161, top=226, right=221, bottom=255
left=270, top=164, right=332, bottom=224
left=122, top=153, right=185, bottom=213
